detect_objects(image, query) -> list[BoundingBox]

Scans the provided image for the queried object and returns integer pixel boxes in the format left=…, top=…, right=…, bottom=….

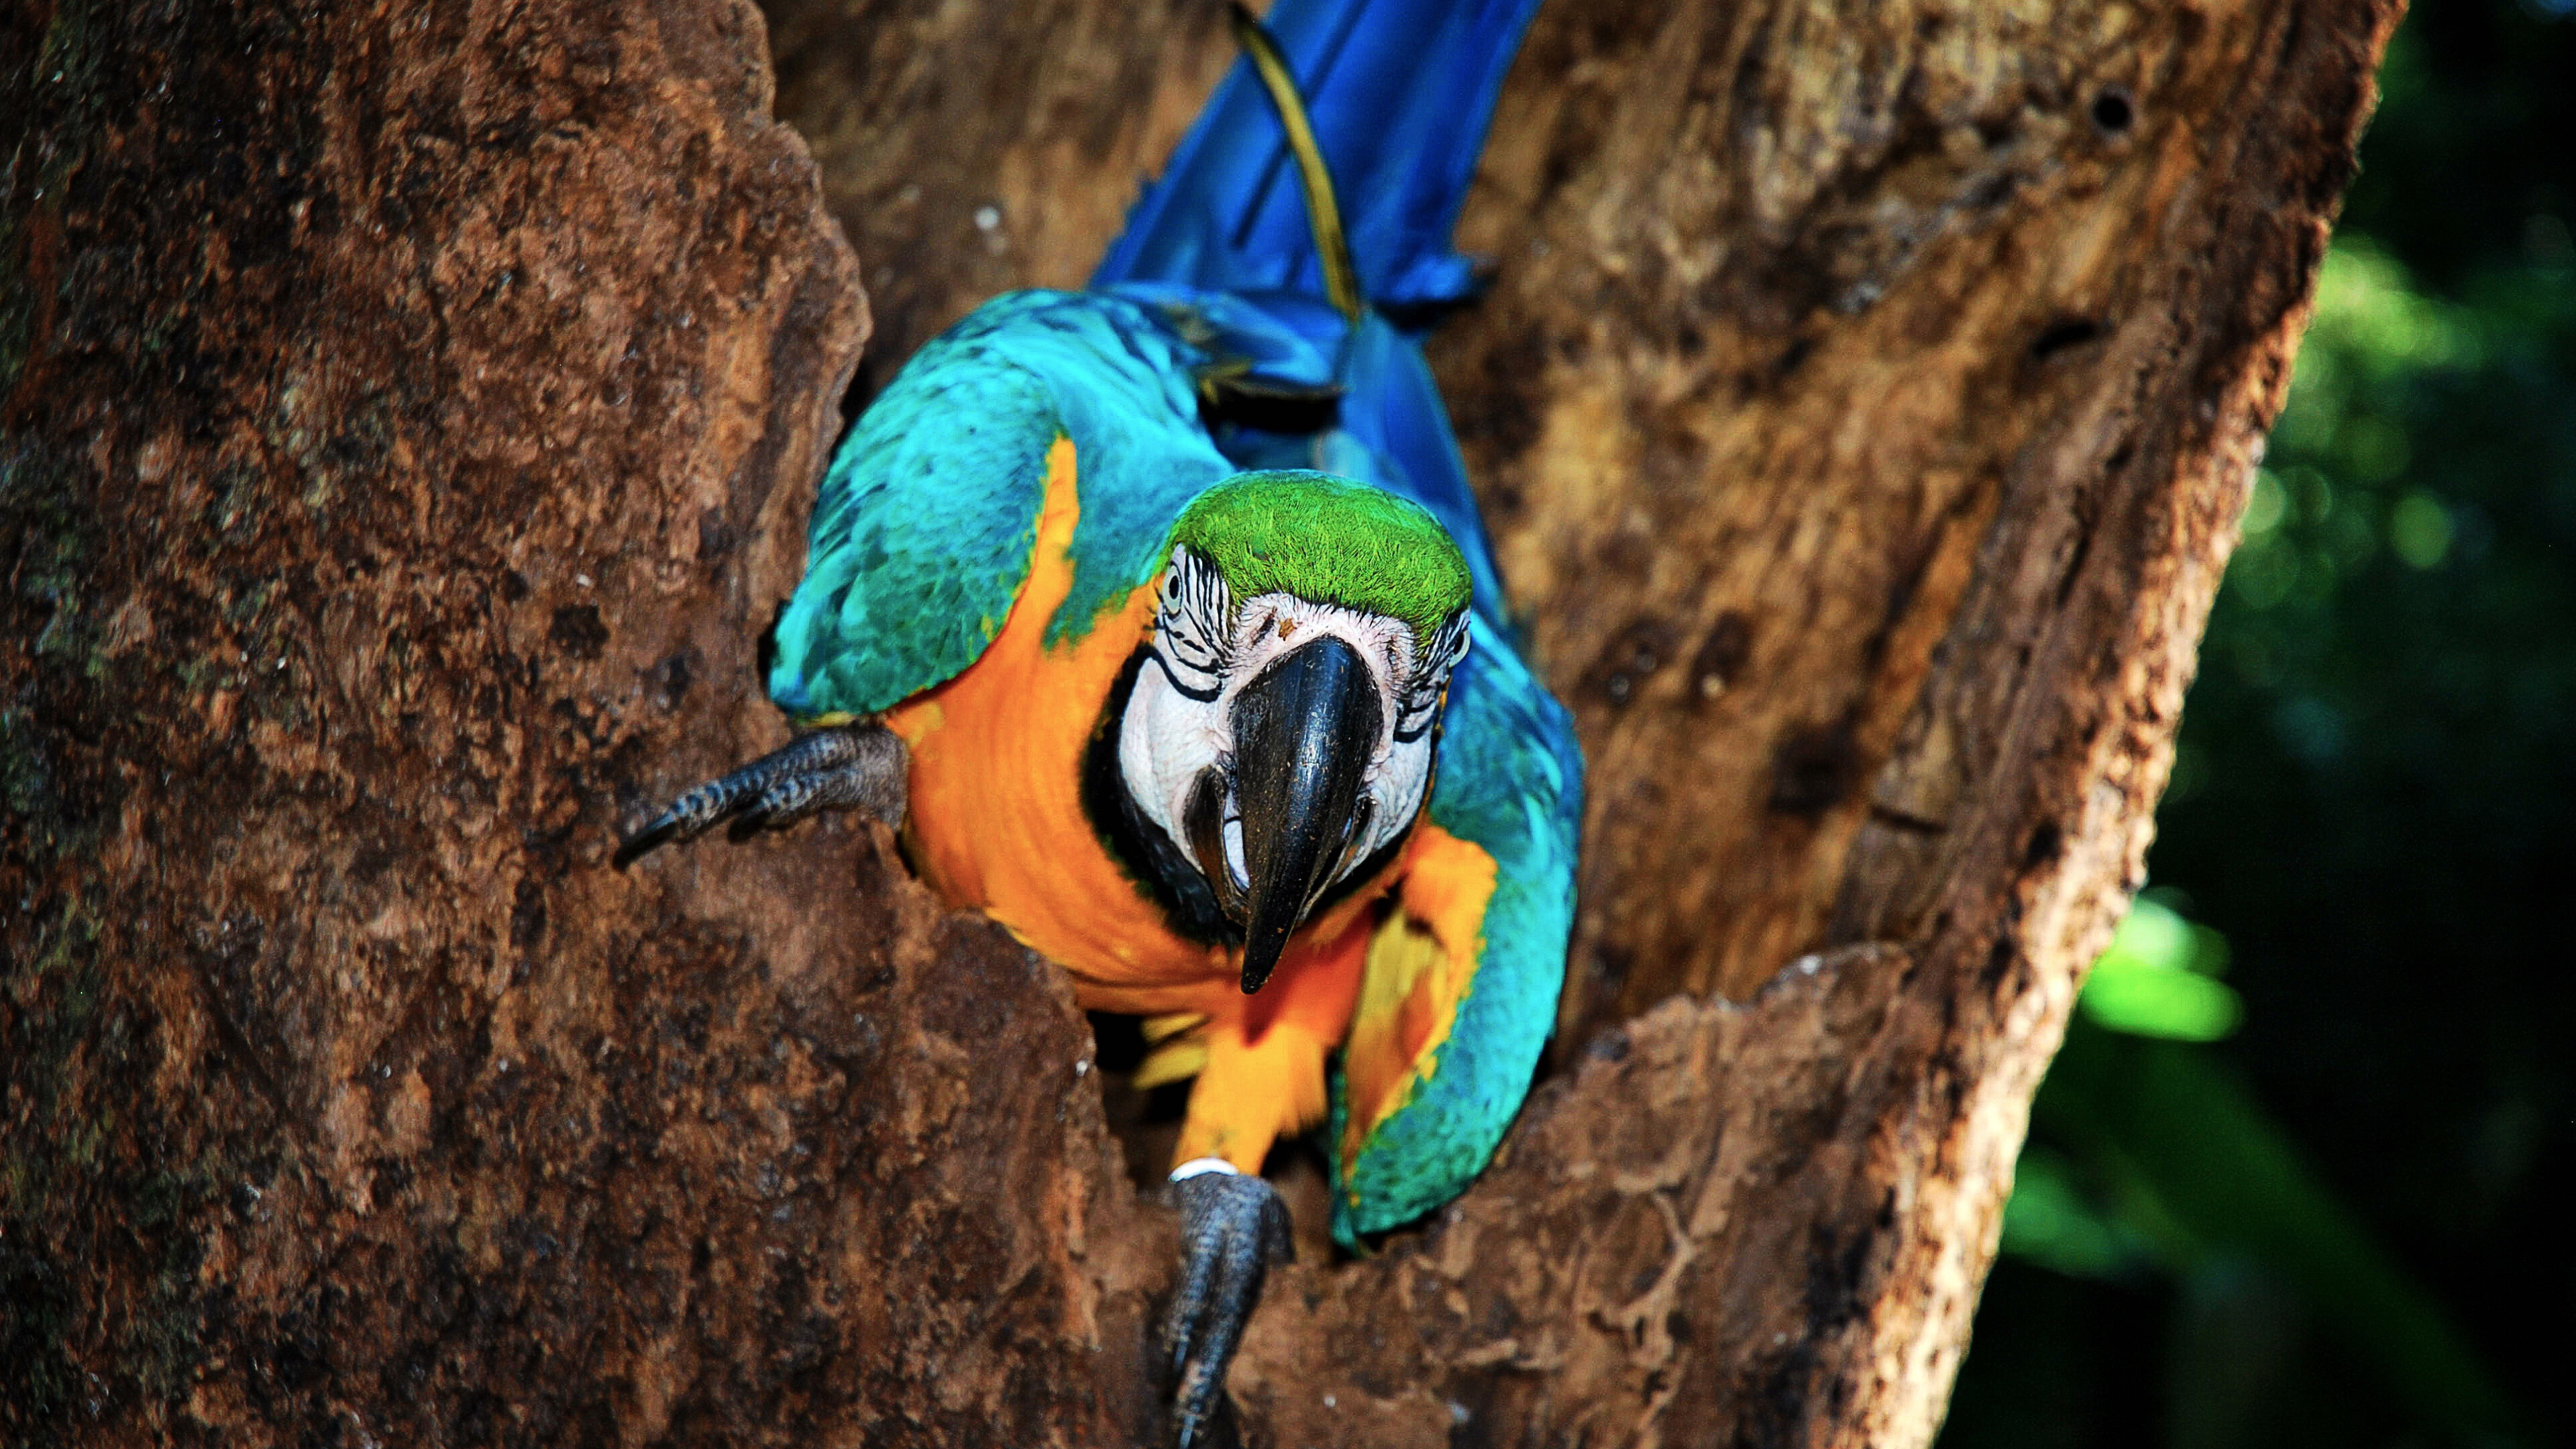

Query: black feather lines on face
left=1083, top=645, right=1421, bottom=950
left=1148, top=545, right=1230, bottom=702
left=1394, top=608, right=1470, bottom=744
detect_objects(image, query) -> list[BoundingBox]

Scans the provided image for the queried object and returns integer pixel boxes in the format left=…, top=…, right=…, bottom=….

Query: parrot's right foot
left=612, top=723, right=907, bottom=867
left=1161, top=1161, right=1293, bottom=1449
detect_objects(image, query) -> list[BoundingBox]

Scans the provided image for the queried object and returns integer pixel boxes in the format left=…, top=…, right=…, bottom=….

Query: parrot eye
left=1393, top=609, right=1470, bottom=743
left=1152, top=545, right=1232, bottom=702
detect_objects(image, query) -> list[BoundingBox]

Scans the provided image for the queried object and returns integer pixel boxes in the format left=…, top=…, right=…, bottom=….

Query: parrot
left=615, top=2, right=1577, bottom=1441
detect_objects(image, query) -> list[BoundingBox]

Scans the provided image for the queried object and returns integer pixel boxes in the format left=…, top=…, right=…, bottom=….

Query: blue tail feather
left=1092, top=0, right=1541, bottom=317
left=1093, top=0, right=1540, bottom=627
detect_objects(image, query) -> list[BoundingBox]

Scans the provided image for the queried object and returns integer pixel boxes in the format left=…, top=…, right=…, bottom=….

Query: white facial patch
left=1118, top=545, right=1470, bottom=903
left=1121, top=653, right=1235, bottom=882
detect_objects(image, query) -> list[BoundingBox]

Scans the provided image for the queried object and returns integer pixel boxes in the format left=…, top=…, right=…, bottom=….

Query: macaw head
left=1118, top=471, right=1472, bottom=994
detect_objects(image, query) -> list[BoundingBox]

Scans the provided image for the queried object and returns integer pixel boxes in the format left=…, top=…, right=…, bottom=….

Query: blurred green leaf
left=2390, top=490, right=2457, bottom=568
left=1996, top=897, right=2530, bottom=1442
left=2025, top=1024, right=2526, bottom=1443
left=2306, top=239, right=2480, bottom=383
left=2242, top=468, right=2290, bottom=536
left=2078, top=898, right=2243, bottom=1041
left=2080, top=963, right=2243, bottom=1042
left=1997, top=1145, right=2154, bottom=1282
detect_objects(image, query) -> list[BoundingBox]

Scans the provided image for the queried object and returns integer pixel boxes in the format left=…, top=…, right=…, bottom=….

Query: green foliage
left=1994, top=899, right=2520, bottom=1444
left=2075, top=896, right=2240, bottom=1043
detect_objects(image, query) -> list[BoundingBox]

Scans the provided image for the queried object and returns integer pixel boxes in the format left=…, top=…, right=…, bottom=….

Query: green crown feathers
left=1171, top=471, right=1472, bottom=640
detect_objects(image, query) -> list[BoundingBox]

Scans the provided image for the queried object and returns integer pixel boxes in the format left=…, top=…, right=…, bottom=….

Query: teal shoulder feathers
left=769, top=290, right=1232, bottom=720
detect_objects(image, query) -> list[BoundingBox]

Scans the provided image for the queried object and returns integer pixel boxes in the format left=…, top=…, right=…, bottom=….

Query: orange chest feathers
left=879, top=437, right=1399, bottom=1021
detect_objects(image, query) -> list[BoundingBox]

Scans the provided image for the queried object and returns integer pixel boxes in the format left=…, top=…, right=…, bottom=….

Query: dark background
left=1940, top=2, right=2575, bottom=1445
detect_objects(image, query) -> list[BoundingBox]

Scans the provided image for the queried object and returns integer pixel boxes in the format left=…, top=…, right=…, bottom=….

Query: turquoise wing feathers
left=768, top=318, right=1054, bottom=721
left=1332, top=614, right=1585, bottom=1244
left=768, top=290, right=1232, bottom=720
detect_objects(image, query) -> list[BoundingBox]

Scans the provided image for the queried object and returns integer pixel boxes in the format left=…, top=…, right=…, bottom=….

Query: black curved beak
left=1220, top=635, right=1382, bottom=994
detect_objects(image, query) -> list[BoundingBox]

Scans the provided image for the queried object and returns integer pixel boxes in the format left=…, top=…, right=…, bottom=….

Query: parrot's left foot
left=613, top=723, right=907, bottom=867
left=1162, top=1161, right=1293, bottom=1449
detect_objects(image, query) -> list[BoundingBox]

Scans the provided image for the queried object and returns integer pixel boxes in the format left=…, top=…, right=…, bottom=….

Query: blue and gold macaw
left=619, top=2, right=1576, bottom=1439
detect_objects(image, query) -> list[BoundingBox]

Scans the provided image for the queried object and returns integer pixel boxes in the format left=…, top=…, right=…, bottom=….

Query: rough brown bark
left=2, top=3, right=1153, bottom=1444
left=1, top=2, right=2395, bottom=1448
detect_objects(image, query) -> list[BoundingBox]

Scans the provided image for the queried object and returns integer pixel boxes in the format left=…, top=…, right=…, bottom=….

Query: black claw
left=610, top=818, right=684, bottom=870
left=1163, top=1171, right=1293, bottom=1449
left=613, top=724, right=908, bottom=868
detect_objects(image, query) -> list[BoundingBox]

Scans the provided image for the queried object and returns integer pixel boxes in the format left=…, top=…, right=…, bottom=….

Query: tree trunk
left=0, top=1, right=2396, bottom=1446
